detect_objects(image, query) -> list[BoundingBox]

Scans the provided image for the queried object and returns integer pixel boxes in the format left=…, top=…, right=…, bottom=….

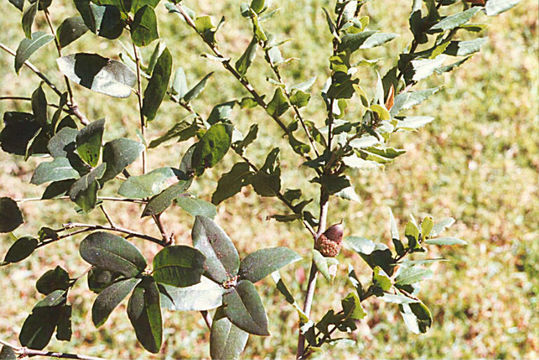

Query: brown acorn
left=315, top=222, right=344, bottom=257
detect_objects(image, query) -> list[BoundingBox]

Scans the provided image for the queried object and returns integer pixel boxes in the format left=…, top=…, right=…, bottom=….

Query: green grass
left=0, top=0, right=537, bottom=359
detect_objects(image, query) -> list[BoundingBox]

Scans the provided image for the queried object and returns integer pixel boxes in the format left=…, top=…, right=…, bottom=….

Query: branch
left=132, top=43, right=147, bottom=174
left=0, top=339, right=105, bottom=360
left=200, top=310, right=212, bottom=329
left=14, top=196, right=146, bottom=204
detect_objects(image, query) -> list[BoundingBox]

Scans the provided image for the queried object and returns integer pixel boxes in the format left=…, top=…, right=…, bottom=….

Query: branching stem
left=0, top=339, right=105, bottom=360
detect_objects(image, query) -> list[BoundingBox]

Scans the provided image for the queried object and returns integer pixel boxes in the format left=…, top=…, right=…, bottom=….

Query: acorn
left=315, top=222, right=344, bottom=257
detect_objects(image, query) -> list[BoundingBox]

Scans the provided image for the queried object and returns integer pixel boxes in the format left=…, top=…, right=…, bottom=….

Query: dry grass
left=0, top=0, right=537, bottom=359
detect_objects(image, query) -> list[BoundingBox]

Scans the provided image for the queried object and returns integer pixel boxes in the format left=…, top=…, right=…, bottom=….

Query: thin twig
left=132, top=43, right=147, bottom=174
left=14, top=196, right=146, bottom=204
left=200, top=311, right=212, bottom=329
left=100, top=205, right=116, bottom=228
left=59, top=222, right=166, bottom=246
left=0, top=338, right=105, bottom=360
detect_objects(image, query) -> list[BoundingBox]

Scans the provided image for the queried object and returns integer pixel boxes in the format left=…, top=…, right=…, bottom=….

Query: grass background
left=0, top=0, right=537, bottom=359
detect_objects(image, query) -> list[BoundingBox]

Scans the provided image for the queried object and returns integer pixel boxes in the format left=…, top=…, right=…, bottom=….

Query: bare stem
left=100, top=205, right=116, bottom=228
left=0, top=339, right=105, bottom=360
left=14, top=196, right=146, bottom=204
left=132, top=43, right=147, bottom=174
left=200, top=311, right=212, bottom=329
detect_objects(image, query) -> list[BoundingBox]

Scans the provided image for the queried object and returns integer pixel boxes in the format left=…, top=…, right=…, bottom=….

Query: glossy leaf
left=14, top=31, right=54, bottom=74
left=57, top=53, right=136, bottom=98
left=36, top=266, right=70, bottom=295
left=223, top=280, right=269, bottom=336
left=192, top=123, right=233, bottom=175
left=430, top=7, right=481, bottom=31
left=119, top=167, right=178, bottom=199
left=131, top=5, right=159, bottom=47
left=141, top=180, right=192, bottom=216
left=232, top=124, right=258, bottom=155
left=176, top=196, right=217, bottom=218
left=3, top=237, right=37, bottom=264
left=210, top=308, right=249, bottom=360
left=68, top=163, right=106, bottom=212
left=80, top=232, right=147, bottom=277
left=142, top=47, right=172, bottom=120
left=57, top=17, right=89, bottom=48
left=192, top=215, right=240, bottom=283
left=208, top=101, right=235, bottom=125
left=239, top=247, right=301, bottom=283
left=101, top=138, right=144, bottom=182
left=391, top=88, right=439, bottom=116
left=152, top=246, right=205, bottom=287
left=0, top=197, right=24, bottom=233
left=445, top=38, right=486, bottom=57
left=160, top=276, right=224, bottom=311
left=127, top=278, right=162, bottom=353
left=212, top=162, right=253, bottom=205
left=92, top=278, right=141, bottom=327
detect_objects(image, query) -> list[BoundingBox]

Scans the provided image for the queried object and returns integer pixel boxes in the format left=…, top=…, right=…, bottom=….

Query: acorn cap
left=315, top=234, right=342, bottom=257
left=323, top=222, right=344, bottom=244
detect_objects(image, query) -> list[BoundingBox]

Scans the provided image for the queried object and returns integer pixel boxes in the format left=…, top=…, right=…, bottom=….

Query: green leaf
left=379, top=293, right=419, bottom=304
left=160, top=276, right=224, bottom=311
left=148, top=118, right=198, bottom=148
left=223, top=280, right=269, bottom=336
left=68, top=163, right=106, bottom=212
left=142, top=47, right=172, bottom=120
left=424, top=237, right=467, bottom=245
left=430, top=7, right=481, bottom=31
left=250, top=148, right=281, bottom=197
left=141, top=180, right=192, bottom=216
left=92, top=278, right=141, bottom=327
left=80, top=232, right=147, bottom=277
left=22, top=2, right=37, bottom=38
left=405, top=220, right=420, bottom=249
left=87, top=267, right=122, bottom=294
left=341, top=292, right=366, bottom=320
left=266, top=88, right=290, bottom=118
left=239, top=247, right=301, bottom=283
left=0, top=197, right=24, bottom=233
left=183, top=72, right=213, bottom=102
left=152, top=246, right=205, bottom=287
left=346, top=237, right=396, bottom=275
left=3, top=237, right=37, bottom=264
left=127, top=278, right=162, bottom=353
left=0, top=346, right=16, bottom=360
left=8, top=0, right=24, bottom=11
left=399, top=301, right=432, bottom=334
left=485, top=0, right=520, bottom=16
left=192, top=123, right=233, bottom=175
left=192, top=216, right=240, bottom=284
left=445, top=38, right=486, bottom=57
left=57, top=53, right=136, bottom=98
left=57, top=17, right=89, bottom=48
left=56, top=305, right=72, bottom=341
left=210, top=308, right=249, bottom=360
left=391, top=88, right=439, bottom=115
left=208, top=101, right=236, bottom=125
left=75, top=1, right=124, bottom=39
left=289, top=89, right=311, bottom=108
left=212, top=162, right=253, bottom=205
left=312, top=249, right=331, bottom=281
left=14, top=31, right=54, bottom=74
left=176, top=196, right=217, bottom=218
left=48, top=127, right=79, bottom=158
left=19, top=307, right=58, bottom=350
left=0, top=112, right=41, bottom=156
left=396, top=116, right=435, bottom=130
left=76, top=119, right=104, bottom=167
left=430, top=217, right=455, bottom=237
left=101, top=138, right=144, bottom=182
left=395, top=266, right=433, bottom=285
left=406, top=55, right=447, bottom=82
left=171, top=68, right=188, bottom=98
left=340, top=31, right=397, bottom=52
left=232, top=124, right=258, bottom=155
left=31, top=84, right=47, bottom=126
left=119, top=167, right=178, bottom=199
left=36, top=266, right=70, bottom=295
left=235, top=37, right=257, bottom=76
left=373, top=266, right=392, bottom=291
left=421, top=216, right=434, bottom=238
left=131, top=5, right=159, bottom=47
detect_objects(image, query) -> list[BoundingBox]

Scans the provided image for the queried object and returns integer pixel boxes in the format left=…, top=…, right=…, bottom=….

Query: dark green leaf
left=57, top=17, right=89, bottom=48
left=266, top=88, right=289, bottom=118
left=69, top=163, right=106, bottom=212
left=0, top=112, right=41, bottom=156
left=92, top=278, right=141, bottom=327
left=3, top=237, right=37, bottom=264
left=208, top=101, right=236, bottom=125
left=48, top=127, right=79, bottom=158
left=346, top=236, right=396, bottom=275
left=176, top=196, right=217, bottom=218
left=119, top=167, right=178, bottom=199
left=212, top=162, right=253, bottom=205
left=0, top=346, right=16, bottom=360
left=0, top=197, right=24, bottom=233
left=250, top=148, right=281, bottom=197
left=235, top=37, right=257, bottom=76
left=192, top=216, right=239, bottom=283
left=31, top=158, right=79, bottom=185
left=142, top=47, right=172, bottom=120
left=30, top=85, right=47, bottom=125
left=148, top=118, right=198, bottom=148
left=75, top=1, right=124, bottom=39
left=399, top=301, right=432, bottom=334
left=183, top=72, right=213, bottom=102
left=56, top=305, right=72, bottom=341
left=223, top=280, right=269, bottom=336
left=14, top=31, right=54, bottom=73
left=42, top=179, right=75, bottom=200
left=8, top=0, right=24, bottom=11
left=36, top=266, right=70, bottom=295
left=19, top=307, right=58, bottom=350
left=445, top=38, right=486, bottom=57
left=76, top=119, right=105, bottom=167
left=101, top=138, right=144, bottom=182
left=232, top=124, right=258, bottom=155
left=341, top=292, right=366, bottom=320
left=424, top=237, right=467, bottom=245
left=80, top=232, right=147, bottom=277
left=430, top=7, right=481, bottom=31
left=141, top=180, right=192, bottom=216
left=289, top=89, right=311, bottom=108
left=210, top=308, right=249, bottom=360
left=131, top=0, right=160, bottom=13
left=405, top=220, right=420, bottom=249
left=152, top=246, right=205, bottom=287
left=131, top=5, right=159, bottom=47
left=239, top=247, right=301, bottom=283
left=340, top=31, right=397, bottom=52
left=57, top=53, right=136, bottom=98
left=87, top=267, right=122, bottom=293
left=22, top=2, right=37, bottom=39
left=373, top=266, right=392, bottom=291
left=127, top=278, right=162, bottom=353
left=192, top=123, right=233, bottom=175
left=159, top=276, right=224, bottom=311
